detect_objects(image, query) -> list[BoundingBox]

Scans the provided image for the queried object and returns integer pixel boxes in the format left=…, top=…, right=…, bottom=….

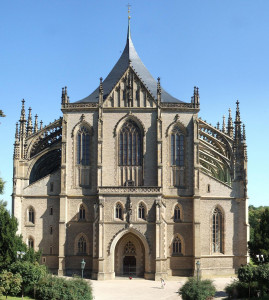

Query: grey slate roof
left=76, top=22, right=184, bottom=103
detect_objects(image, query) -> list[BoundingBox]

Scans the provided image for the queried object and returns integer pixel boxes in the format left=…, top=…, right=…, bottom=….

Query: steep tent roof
left=76, top=19, right=184, bottom=104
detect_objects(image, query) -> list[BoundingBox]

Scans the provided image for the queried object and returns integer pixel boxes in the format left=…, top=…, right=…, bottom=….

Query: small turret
left=34, top=114, right=38, bottom=133
left=14, top=122, right=20, bottom=159
left=193, top=86, right=200, bottom=108
left=216, top=122, right=220, bottom=130
left=40, top=120, right=43, bottom=131
left=222, top=115, right=226, bottom=133
left=27, top=107, right=33, bottom=136
left=227, top=108, right=234, bottom=138
left=157, top=77, right=161, bottom=104
left=99, top=77, right=103, bottom=105
left=61, top=86, right=69, bottom=104
left=234, top=100, right=242, bottom=141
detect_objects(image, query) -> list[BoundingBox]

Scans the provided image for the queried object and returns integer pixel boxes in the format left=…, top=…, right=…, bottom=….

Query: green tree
left=248, top=208, right=269, bottom=263
left=0, top=201, right=26, bottom=270
left=10, top=261, right=47, bottom=298
left=0, top=270, right=22, bottom=299
left=249, top=205, right=268, bottom=242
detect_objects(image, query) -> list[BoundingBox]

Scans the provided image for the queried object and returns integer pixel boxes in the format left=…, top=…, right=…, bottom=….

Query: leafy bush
left=179, top=277, right=216, bottom=300
left=9, top=261, right=47, bottom=298
left=224, top=279, right=259, bottom=299
left=35, top=275, right=93, bottom=300
left=0, top=270, right=22, bottom=298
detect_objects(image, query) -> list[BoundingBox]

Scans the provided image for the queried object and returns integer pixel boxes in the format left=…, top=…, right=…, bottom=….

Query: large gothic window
left=212, top=207, right=223, bottom=253
left=119, top=120, right=142, bottom=166
left=78, top=236, right=87, bottom=254
left=76, top=126, right=91, bottom=187
left=171, top=126, right=185, bottom=187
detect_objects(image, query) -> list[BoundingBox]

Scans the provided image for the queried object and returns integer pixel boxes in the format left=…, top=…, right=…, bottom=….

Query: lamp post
left=256, top=254, right=264, bottom=264
left=81, top=258, right=86, bottom=279
left=196, top=260, right=201, bottom=282
left=17, top=251, right=26, bottom=260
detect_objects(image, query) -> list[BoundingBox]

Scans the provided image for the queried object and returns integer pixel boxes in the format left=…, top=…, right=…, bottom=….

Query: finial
left=34, top=114, right=38, bottom=133
left=216, top=122, right=220, bottom=130
left=222, top=115, right=226, bottom=133
left=227, top=108, right=234, bottom=138
left=235, top=100, right=241, bottom=122
left=99, top=77, right=103, bottom=94
left=20, top=99, right=26, bottom=121
left=15, top=122, right=19, bottom=140
left=27, top=107, right=33, bottom=136
left=243, top=124, right=246, bottom=140
left=127, top=3, right=131, bottom=39
left=40, top=120, right=43, bottom=130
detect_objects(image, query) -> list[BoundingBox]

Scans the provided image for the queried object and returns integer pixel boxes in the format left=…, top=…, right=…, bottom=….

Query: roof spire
left=127, top=4, right=131, bottom=39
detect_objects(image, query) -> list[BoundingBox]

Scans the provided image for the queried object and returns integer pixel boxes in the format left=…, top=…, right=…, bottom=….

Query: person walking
left=160, top=278, right=165, bottom=289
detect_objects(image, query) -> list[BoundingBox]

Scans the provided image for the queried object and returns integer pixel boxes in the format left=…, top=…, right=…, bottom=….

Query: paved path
left=90, top=276, right=235, bottom=300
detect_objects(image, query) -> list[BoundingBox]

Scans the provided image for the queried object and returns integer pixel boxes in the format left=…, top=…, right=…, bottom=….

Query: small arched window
left=212, top=207, right=223, bottom=253
left=119, top=120, right=142, bottom=166
left=174, top=205, right=181, bottom=221
left=79, top=205, right=86, bottom=220
left=28, top=207, right=35, bottom=224
left=138, top=203, right=146, bottom=220
left=77, top=126, right=90, bottom=166
left=171, top=126, right=185, bottom=187
left=172, top=236, right=182, bottom=254
left=115, top=203, right=123, bottom=220
left=28, top=237, right=34, bottom=248
left=78, top=236, right=87, bottom=254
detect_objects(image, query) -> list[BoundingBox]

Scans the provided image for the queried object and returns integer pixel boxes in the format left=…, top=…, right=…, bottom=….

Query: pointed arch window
left=77, top=126, right=90, bottom=166
left=119, top=120, right=142, bottom=166
left=78, top=236, right=87, bottom=254
left=28, top=207, right=35, bottom=224
left=28, top=237, right=34, bottom=248
left=171, top=126, right=185, bottom=187
left=138, top=202, right=146, bottom=220
left=79, top=204, right=86, bottom=220
left=172, top=236, right=182, bottom=254
left=212, top=207, right=223, bottom=253
left=174, top=205, right=181, bottom=222
left=115, top=203, right=123, bottom=220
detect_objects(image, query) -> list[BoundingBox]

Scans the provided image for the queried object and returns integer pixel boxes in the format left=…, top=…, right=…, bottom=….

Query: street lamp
left=81, top=258, right=86, bottom=279
left=256, top=254, right=264, bottom=264
left=17, top=251, right=26, bottom=259
left=196, top=260, right=201, bottom=282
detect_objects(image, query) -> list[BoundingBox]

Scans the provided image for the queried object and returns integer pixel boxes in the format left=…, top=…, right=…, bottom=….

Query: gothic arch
left=171, top=202, right=183, bottom=222
left=169, top=233, right=185, bottom=256
left=165, top=115, right=188, bottom=137
left=109, top=228, right=151, bottom=276
left=137, top=201, right=147, bottom=220
left=210, top=205, right=225, bottom=254
left=71, top=115, right=93, bottom=138
left=113, top=113, right=145, bottom=137
left=74, top=233, right=90, bottom=255
left=77, top=202, right=88, bottom=221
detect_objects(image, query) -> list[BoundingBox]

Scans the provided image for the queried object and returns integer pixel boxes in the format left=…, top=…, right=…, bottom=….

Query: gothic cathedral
left=12, top=18, right=248, bottom=280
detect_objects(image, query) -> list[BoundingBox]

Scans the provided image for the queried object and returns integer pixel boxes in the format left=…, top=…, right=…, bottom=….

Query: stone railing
left=98, top=186, right=162, bottom=194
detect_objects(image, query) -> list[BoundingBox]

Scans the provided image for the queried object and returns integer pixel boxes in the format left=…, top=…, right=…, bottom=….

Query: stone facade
left=12, top=20, right=248, bottom=280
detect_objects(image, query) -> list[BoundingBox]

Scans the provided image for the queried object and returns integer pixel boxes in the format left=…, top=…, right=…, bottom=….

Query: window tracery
left=28, top=237, right=34, bottom=248
left=171, top=126, right=185, bottom=187
left=172, top=236, right=182, bottom=254
left=174, top=205, right=181, bottom=222
left=79, top=204, right=86, bottom=220
left=138, top=202, right=146, bottom=220
left=115, top=203, right=123, bottom=220
left=28, top=207, right=35, bottom=224
left=212, top=207, right=223, bottom=253
left=124, top=241, right=136, bottom=255
left=78, top=236, right=86, bottom=254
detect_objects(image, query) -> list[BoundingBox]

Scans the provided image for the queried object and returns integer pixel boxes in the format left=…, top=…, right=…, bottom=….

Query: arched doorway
left=114, top=233, right=145, bottom=277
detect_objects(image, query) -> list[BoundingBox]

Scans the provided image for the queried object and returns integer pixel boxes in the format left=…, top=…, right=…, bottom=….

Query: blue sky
left=0, top=1, right=268, bottom=211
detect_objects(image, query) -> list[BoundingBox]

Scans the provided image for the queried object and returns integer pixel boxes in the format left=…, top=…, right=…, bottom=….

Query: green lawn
left=0, top=296, right=34, bottom=300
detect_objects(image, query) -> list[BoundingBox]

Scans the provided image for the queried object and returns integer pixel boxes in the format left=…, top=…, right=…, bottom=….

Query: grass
left=0, top=296, right=34, bottom=300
